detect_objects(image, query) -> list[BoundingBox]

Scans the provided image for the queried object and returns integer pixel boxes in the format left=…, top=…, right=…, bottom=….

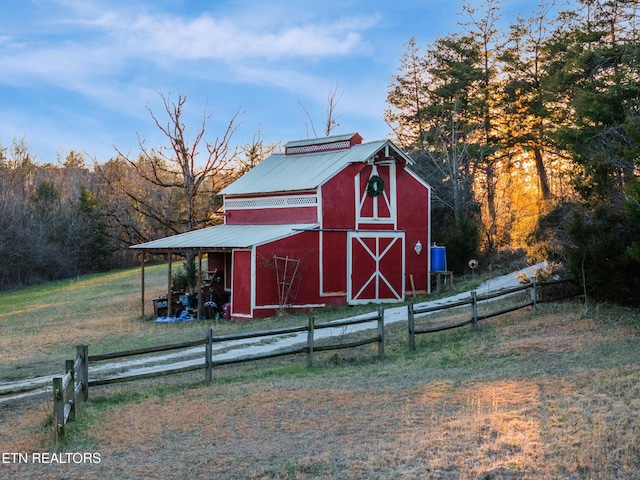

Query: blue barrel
left=431, top=245, right=447, bottom=272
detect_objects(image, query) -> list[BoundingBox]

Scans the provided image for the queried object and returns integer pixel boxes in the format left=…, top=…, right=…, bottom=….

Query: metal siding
left=226, top=207, right=317, bottom=225
left=397, top=167, right=431, bottom=295
left=254, top=230, right=319, bottom=311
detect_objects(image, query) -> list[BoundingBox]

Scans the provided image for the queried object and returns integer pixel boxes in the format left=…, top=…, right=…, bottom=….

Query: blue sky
left=1, top=0, right=556, bottom=164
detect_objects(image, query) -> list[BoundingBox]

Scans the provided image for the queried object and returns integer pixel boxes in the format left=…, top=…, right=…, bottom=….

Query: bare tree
left=236, top=126, right=280, bottom=176
left=323, top=83, right=343, bottom=136
left=298, top=99, right=318, bottom=138
left=298, top=83, right=344, bottom=138
left=115, top=92, right=241, bottom=236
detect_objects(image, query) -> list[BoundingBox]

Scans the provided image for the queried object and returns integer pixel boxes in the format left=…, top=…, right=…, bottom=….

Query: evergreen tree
left=540, top=0, right=640, bottom=304
left=461, top=0, right=505, bottom=254
left=415, top=33, right=485, bottom=271
left=545, top=0, right=640, bottom=200
left=500, top=1, right=559, bottom=202
left=77, top=186, right=114, bottom=272
left=384, top=37, right=430, bottom=150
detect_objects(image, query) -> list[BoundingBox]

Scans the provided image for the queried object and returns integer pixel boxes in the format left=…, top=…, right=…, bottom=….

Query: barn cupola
left=284, top=132, right=363, bottom=156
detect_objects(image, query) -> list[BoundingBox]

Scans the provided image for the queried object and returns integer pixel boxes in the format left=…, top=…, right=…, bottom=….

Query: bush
left=566, top=202, right=640, bottom=305
left=171, top=260, right=197, bottom=293
left=441, top=215, right=481, bottom=274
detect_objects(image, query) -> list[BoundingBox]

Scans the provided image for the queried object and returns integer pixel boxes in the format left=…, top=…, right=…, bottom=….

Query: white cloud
left=45, top=0, right=376, bottom=63
left=0, top=2, right=377, bottom=101
left=112, top=12, right=370, bottom=61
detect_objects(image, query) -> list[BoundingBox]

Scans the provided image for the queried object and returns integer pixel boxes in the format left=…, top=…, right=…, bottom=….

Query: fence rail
left=408, top=278, right=573, bottom=350
left=88, top=339, right=206, bottom=362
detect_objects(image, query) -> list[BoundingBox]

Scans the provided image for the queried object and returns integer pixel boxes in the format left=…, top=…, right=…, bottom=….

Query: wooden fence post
left=306, top=317, right=315, bottom=368
left=65, top=359, right=75, bottom=423
left=377, top=307, right=385, bottom=358
left=408, top=303, right=416, bottom=351
left=471, top=291, right=478, bottom=330
left=53, top=376, right=64, bottom=438
left=530, top=277, right=537, bottom=315
left=205, top=328, right=213, bottom=382
left=76, top=345, right=89, bottom=402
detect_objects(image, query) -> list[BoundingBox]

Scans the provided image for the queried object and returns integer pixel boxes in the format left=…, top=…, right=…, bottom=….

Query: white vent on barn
left=225, top=194, right=318, bottom=210
left=284, top=133, right=363, bottom=156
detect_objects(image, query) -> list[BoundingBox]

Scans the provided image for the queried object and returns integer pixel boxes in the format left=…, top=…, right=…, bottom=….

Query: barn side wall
left=319, top=164, right=363, bottom=296
left=397, top=166, right=431, bottom=294
left=225, top=206, right=317, bottom=225
left=251, top=230, right=322, bottom=318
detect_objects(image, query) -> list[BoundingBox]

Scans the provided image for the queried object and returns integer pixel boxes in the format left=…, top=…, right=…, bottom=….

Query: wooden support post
left=306, top=317, right=315, bottom=368
left=408, top=303, right=416, bottom=351
left=76, top=345, right=89, bottom=402
left=530, top=277, right=537, bottom=315
left=53, top=377, right=64, bottom=438
left=205, top=328, right=213, bottom=383
left=377, top=307, right=385, bottom=358
left=167, top=254, right=173, bottom=317
left=140, top=252, right=146, bottom=318
left=65, top=359, right=75, bottom=422
left=471, top=291, right=478, bottom=330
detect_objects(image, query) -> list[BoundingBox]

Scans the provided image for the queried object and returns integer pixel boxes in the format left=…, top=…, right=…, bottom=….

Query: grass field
left=1, top=266, right=639, bottom=479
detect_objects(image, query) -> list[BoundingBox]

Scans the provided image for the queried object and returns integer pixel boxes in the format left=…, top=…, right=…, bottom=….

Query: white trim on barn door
left=347, top=230, right=405, bottom=305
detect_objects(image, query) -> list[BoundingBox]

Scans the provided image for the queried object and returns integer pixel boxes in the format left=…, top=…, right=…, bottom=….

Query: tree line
left=0, top=94, right=278, bottom=291
left=385, top=0, right=640, bottom=304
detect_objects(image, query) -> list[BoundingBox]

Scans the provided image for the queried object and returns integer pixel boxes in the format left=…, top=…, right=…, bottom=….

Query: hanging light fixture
left=414, top=240, right=423, bottom=255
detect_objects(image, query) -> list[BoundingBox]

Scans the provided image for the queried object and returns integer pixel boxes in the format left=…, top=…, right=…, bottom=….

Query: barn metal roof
left=131, top=223, right=319, bottom=252
left=220, top=139, right=411, bottom=196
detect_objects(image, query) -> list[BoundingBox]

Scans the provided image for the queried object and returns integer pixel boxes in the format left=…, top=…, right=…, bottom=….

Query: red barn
left=133, top=133, right=431, bottom=320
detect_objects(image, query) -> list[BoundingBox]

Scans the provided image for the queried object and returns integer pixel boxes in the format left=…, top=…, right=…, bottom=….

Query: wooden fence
left=52, top=309, right=384, bottom=436
left=407, top=278, right=572, bottom=350
left=51, top=279, right=574, bottom=437
left=52, top=346, right=88, bottom=438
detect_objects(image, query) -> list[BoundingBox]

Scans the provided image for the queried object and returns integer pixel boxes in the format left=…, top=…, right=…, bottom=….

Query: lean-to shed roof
left=130, top=223, right=318, bottom=253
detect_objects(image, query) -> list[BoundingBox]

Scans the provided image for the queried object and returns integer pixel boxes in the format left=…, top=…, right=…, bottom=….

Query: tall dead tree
left=323, top=83, right=344, bottom=136
left=299, top=83, right=344, bottom=138
left=115, top=92, right=241, bottom=236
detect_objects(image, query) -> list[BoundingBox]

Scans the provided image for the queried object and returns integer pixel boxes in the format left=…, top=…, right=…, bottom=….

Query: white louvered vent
left=225, top=195, right=318, bottom=210
left=285, top=140, right=351, bottom=155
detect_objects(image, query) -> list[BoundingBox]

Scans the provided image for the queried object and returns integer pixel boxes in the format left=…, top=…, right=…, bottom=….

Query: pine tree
left=384, top=37, right=430, bottom=150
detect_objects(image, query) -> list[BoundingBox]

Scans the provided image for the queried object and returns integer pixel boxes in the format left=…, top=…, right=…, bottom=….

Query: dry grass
left=2, top=300, right=639, bottom=479
left=0, top=265, right=198, bottom=379
left=0, top=264, right=380, bottom=381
